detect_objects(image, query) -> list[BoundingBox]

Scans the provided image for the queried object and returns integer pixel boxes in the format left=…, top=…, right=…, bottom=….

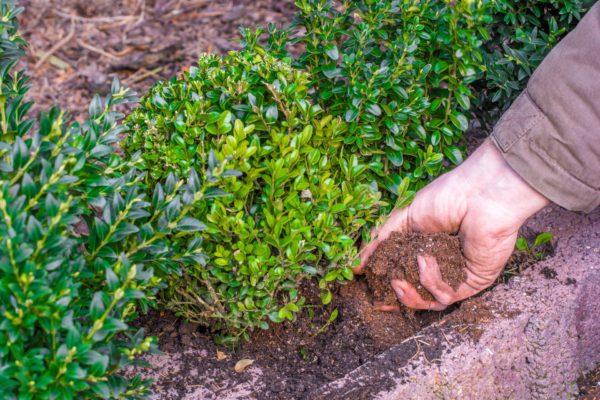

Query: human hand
left=355, top=139, right=549, bottom=310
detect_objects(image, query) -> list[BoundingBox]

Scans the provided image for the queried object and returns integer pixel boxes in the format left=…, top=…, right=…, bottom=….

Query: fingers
left=355, top=208, right=410, bottom=274
left=384, top=254, right=488, bottom=312
left=374, top=303, right=401, bottom=312
left=416, top=254, right=458, bottom=306
left=390, top=279, right=447, bottom=311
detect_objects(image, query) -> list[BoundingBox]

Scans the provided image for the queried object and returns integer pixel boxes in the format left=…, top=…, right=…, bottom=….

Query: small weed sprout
left=516, top=232, right=554, bottom=261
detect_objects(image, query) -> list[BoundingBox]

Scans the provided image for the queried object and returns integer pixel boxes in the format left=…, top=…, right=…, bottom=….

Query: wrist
left=459, top=139, right=550, bottom=223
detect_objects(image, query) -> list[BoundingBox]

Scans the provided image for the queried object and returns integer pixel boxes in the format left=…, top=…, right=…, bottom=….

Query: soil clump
left=365, top=232, right=467, bottom=304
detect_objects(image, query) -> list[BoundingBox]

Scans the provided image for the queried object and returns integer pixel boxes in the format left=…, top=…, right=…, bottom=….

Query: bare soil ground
left=135, top=231, right=537, bottom=399
left=19, top=0, right=296, bottom=119
left=580, top=365, right=600, bottom=399
left=137, top=283, right=450, bottom=399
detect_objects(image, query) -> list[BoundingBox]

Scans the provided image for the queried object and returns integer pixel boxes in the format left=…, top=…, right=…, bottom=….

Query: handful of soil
left=365, top=232, right=467, bottom=305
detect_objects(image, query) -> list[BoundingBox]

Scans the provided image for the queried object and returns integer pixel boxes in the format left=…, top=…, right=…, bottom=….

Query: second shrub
left=125, top=51, right=383, bottom=340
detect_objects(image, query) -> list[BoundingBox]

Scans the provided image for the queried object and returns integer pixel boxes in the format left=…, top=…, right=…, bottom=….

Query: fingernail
left=392, top=283, right=404, bottom=298
left=417, top=254, right=426, bottom=270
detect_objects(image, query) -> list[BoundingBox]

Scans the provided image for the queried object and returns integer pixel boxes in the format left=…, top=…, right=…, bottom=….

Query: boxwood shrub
left=477, top=0, right=592, bottom=124
left=125, top=52, right=384, bottom=340
left=245, top=0, right=491, bottom=196
left=0, top=4, right=219, bottom=398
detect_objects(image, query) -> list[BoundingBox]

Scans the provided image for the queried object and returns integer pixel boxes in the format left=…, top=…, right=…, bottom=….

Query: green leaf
left=456, top=93, right=471, bottom=110
left=204, top=187, right=228, bottom=199
left=265, top=105, right=278, bottom=123
left=102, top=318, right=128, bottom=334
left=443, top=146, right=464, bottom=165
left=91, top=382, right=110, bottom=399
left=533, top=232, right=553, bottom=248
left=324, top=43, right=339, bottom=60
left=324, top=270, right=338, bottom=282
left=385, top=148, right=403, bottom=167
left=90, top=292, right=105, bottom=320
left=341, top=267, right=353, bottom=280
left=516, top=237, right=529, bottom=251
left=449, top=112, right=469, bottom=131
left=176, top=217, right=208, bottom=232
left=344, top=108, right=359, bottom=123
left=322, top=63, right=341, bottom=79
left=175, top=112, right=186, bottom=132
left=328, top=308, right=339, bottom=323
left=366, top=103, right=382, bottom=116
left=89, top=95, right=103, bottom=118
left=106, top=268, right=119, bottom=291
left=431, top=131, right=441, bottom=146
left=81, top=351, right=109, bottom=376
left=152, top=92, right=168, bottom=109
left=433, top=60, right=449, bottom=74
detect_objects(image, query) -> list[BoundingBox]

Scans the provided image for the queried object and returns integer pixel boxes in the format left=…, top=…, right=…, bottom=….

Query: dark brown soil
left=134, top=230, right=547, bottom=398
left=365, top=232, right=467, bottom=303
left=579, top=364, right=600, bottom=399
left=446, top=297, right=498, bottom=340
left=19, top=0, right=296, bottom=120
left=137, top=280, right=448, bottom=399
left=135, top=233, right=473, bottom=399
left=541, top=266, right=558, bottom=279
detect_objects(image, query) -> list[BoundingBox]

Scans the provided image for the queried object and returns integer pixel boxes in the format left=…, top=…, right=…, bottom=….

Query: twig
left=409, top=339, right=422, bottom=362
left=166, top=0, right=210, bottom=17
left=110, top=47, right=135, bottom=58
left=96, top=21, right=133, bottom=30
left=401, top=334, right=424, bottom=344
left=35, top=19, right=75, bottom=69
left=123, top=67, right=163, bottom=85
left=124, top=0, right=146, bottom=33
left=54, top=10, right=137, bottom=24
left=439, top=327, right=451, bottom=345
left=76, top=39, right=121, bottom=60
left=32, top=50, right=71, bottom=70
left=169, top=10, right=226, bottom=22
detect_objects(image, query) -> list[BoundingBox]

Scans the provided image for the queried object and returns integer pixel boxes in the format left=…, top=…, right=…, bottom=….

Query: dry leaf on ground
left=234, top=358, right=254, bottom=373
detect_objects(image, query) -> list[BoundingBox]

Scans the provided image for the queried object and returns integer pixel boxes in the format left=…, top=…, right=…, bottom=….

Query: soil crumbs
left=365, top=232, right=467, bottom=304
left=579, top=365, right=600, bottom=400
left=137, top=232, right=478, bottom=399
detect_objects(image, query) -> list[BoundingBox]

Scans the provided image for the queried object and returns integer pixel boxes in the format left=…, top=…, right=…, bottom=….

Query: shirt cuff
left=490, top=90, right=600, bottom=213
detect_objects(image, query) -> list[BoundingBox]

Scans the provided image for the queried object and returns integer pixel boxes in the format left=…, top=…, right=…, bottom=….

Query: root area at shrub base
left=136, top=233, right=486, bottom=399
left=138, top=292, right=444, bottom=398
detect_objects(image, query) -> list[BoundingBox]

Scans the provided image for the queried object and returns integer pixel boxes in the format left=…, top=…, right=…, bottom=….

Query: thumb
left=355, top=207, right=411, bottom=274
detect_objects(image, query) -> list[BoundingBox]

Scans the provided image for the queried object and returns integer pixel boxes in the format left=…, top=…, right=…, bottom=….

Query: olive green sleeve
left=490, top=2, right=600, bottom=213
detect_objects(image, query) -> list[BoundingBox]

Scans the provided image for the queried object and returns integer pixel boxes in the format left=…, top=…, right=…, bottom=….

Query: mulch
left=18, top=0, right=296, bottom=120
